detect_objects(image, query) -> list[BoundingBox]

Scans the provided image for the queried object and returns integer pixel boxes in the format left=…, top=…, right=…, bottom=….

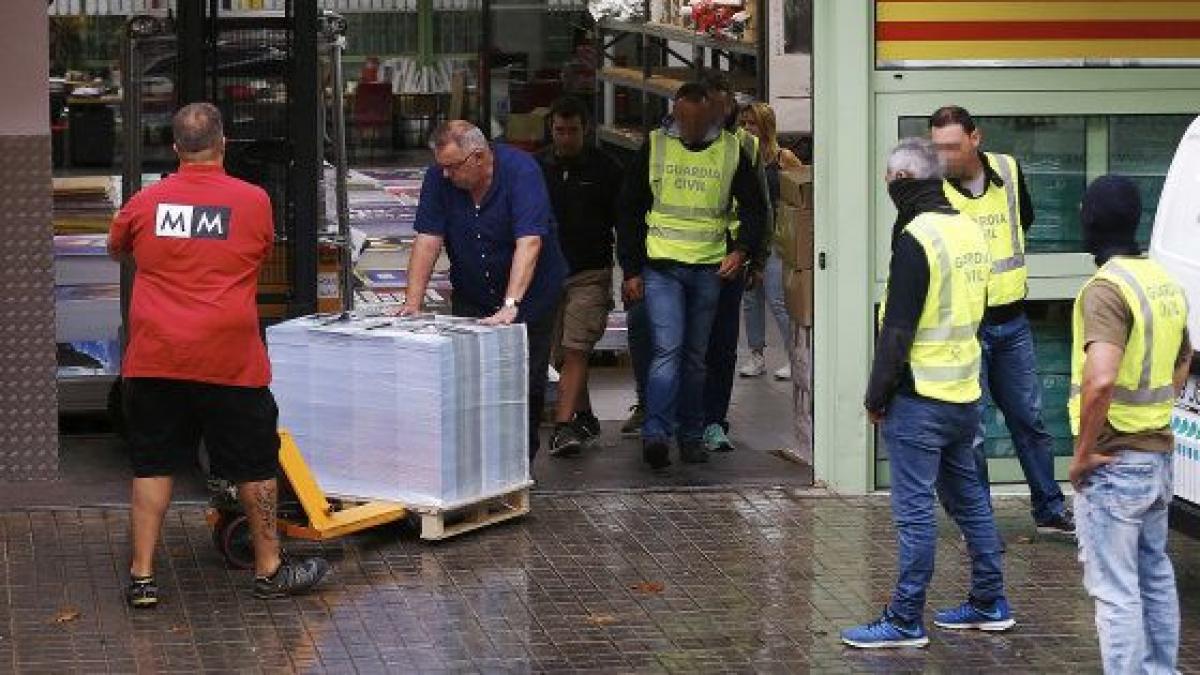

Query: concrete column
left=0, top=3, right=58, bottom=479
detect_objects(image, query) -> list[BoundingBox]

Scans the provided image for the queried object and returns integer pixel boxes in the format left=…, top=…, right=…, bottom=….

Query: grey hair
left=429, top=120, right=489, bottom=153
left=887, top=137, right=943, bottom=180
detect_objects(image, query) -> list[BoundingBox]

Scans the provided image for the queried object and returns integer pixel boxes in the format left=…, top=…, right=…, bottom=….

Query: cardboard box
left=506, top=107, right=550, bottom=143
left=783, top=265, right=813, bottom=327
left=779, top=167, right=813, bottom=208
left=775, top=203, right=814, bottom=270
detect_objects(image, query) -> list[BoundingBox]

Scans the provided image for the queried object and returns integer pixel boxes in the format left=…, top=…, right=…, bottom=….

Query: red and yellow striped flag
left=876, top=1, right=1200, bottom=66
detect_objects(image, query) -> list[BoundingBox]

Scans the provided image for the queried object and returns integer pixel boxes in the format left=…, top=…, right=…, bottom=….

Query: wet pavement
left=3, top=491, right=1199, bottom=673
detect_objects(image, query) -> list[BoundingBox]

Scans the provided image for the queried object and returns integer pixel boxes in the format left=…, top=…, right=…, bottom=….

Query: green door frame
left=812, top=0, right=1200, bottom=493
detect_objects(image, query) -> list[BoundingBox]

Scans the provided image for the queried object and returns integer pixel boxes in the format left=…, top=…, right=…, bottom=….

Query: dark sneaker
left=934, top=597, right=1015, bottom=631
left=572, top=410, right=602, bottom=440
left=621, top=404, right=644, bottom=437
left=550, top=423, right=584, bottom=457
left=1036, top=510, right=1075, bottom=536
left=126, top=575, right=158, bottom=609
left=842, top=608, right=929, bottom=648
left=679, top=440, right=709, bottom=464
left=703, top=423, right=735, bottom=452
left=254, top=557, right=331, bottom=599
left=643, top=439, right=671, bottom=469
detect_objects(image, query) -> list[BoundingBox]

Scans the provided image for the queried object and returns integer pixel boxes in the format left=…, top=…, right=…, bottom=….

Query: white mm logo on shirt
left=154, top=203, right=231, bottom=240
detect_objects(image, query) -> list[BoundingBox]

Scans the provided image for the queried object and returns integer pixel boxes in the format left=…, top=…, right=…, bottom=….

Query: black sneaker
left=643, top=439, right=671, bottom=469
left=550, top=423, right=584, bottom=457
left=621, top=404, right=644, bottom=437
left=1036, top=510, right=1075, bottom=536
left=572, top=410, right=602, bottom=440
left=254, top=557, right=331, bottom=599
left=679, top=440, right=710, bottom=464
left=126, top=575, right=158, bottom=609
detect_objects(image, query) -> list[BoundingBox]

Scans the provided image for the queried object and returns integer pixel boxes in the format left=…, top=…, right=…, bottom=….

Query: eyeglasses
left=439, top=149, right=478, bottom=175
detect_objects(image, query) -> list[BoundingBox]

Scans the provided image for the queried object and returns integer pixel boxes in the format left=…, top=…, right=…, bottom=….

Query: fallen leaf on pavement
left=587, top=613, right=618, bottom=626
left=630, top=581, right=665, bottom=594
left=51, top=608, right=81, bottom=624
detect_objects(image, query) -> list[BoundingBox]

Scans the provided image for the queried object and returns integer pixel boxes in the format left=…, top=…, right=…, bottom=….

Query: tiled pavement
left=2, top=491, right=1198, bottom=673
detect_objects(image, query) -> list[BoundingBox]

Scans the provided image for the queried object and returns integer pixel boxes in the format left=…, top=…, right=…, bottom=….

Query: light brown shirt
left=1079, top=279, right=1190, bottom=454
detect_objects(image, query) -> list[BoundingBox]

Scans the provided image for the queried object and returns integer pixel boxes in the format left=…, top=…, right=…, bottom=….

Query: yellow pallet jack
left=206, top=430, right=410, bottom=570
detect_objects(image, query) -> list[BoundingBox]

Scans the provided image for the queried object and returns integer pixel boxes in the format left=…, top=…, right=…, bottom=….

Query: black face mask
left=1080, top=175, right=1142, bottom=266
left=887, top=178, right=954, bottom=249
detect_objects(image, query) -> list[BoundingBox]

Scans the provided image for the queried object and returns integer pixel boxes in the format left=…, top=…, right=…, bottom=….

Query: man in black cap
left=1069, top=175, right=1190, bottom=674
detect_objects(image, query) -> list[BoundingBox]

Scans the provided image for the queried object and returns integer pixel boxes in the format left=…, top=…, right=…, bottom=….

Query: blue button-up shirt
left=414, top=143, right=567, bottom=322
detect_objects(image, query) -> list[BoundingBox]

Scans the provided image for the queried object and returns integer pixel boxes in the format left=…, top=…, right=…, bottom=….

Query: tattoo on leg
left=253, top=482, right=279, bottom=544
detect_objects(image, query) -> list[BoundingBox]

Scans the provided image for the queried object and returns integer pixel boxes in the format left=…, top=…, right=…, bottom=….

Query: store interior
left=48, top=0, right=816, bottom=499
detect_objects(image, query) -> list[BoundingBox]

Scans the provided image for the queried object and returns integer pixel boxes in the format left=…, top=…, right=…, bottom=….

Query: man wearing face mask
left=929, top=105, right=1074, bottom=536
left=845, top=137, right=1012, bottom=649
left=616, top=82, right=767, bottom=469
left=1069, top=175, right=1190, bottom=674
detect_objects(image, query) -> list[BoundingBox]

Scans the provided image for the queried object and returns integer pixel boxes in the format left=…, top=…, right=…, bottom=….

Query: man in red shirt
left=108, top=103, right=329, bottom=608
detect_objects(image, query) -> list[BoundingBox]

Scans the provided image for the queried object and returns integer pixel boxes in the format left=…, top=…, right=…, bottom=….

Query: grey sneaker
left=572, top=410, right=602, bottom=440
left=703, top=423, right=735, bottom=452
left=254, top=557, right=331, bottom=599
left=621, top=404, right=644, bottom=437
left=550, top=423, right=584, bottom=457
left=126, top=575, right=158, bottom=609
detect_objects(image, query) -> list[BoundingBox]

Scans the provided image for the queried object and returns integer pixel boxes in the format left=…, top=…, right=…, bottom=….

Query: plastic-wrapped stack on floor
left=267, top=315, right=529, bottom=509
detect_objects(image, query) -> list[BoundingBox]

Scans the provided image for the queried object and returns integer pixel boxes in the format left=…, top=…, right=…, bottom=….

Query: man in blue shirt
left=403, top=120, right=568, bottom=458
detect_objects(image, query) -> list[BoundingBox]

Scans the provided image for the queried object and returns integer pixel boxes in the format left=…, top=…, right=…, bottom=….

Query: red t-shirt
left=108, top=163, right=274, bottom=387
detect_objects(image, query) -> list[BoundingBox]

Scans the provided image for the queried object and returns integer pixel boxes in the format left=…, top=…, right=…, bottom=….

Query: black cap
left=1081, top=174, right=1142, bottom=260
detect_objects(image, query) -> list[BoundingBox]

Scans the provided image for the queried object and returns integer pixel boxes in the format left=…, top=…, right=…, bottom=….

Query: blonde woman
left=739, top=102, right=803, bottom=380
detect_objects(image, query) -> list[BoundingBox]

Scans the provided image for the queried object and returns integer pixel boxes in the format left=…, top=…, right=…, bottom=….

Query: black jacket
left=536, top=146, right=624, bottom=275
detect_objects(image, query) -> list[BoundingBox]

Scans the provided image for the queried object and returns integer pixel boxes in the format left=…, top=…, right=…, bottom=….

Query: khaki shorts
left=554, top=268, right=614, bottom=355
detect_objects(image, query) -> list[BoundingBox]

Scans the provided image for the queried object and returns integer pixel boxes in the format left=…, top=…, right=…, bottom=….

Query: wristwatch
left=503, top=297, right=520, bottom=309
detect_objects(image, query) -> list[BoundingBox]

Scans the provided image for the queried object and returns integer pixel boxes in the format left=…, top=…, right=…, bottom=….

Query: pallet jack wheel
left=212, top=513, right=255, bottom=571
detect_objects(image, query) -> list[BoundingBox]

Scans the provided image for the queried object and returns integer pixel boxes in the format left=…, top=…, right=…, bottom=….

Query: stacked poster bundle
left=267, top=315, right=529, bottom=508
left=52, top=176, right=119, bottom=234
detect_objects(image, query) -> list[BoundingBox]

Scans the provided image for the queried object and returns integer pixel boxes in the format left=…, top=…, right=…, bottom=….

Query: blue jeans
left=885, top=394, right=1007, bottom=626
left=975, top=314, right=1066, bottom=523
left=626, top=297, right=651, bottom=403
left=742, top=253, right=792, bottom=353
left=642, top=264, right=722, bottom=444
left=1075, top=451, right=1178, bottom=675
left=703, top=273, right=745, bottom=428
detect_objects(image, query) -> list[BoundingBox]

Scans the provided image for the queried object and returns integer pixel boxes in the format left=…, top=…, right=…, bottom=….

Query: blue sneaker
left=841, top=609, right=929, bottom=649
left=934, top=597, right=1015, bottom=631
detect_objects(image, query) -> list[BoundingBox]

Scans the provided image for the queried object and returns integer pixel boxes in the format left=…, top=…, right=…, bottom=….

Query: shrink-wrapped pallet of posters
left=266, top=316, right=529, bottom=508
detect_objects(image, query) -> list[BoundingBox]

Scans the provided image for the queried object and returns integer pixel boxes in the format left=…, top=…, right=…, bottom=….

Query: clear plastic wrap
left=267, top=315, right=530, bottom=508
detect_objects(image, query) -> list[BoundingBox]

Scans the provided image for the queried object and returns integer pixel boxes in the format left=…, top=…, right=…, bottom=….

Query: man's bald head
left=172, top=103, right=224, bottom=161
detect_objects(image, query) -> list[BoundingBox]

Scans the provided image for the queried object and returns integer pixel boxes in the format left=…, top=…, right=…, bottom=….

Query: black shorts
left=122, top=378, right=280, bottom=483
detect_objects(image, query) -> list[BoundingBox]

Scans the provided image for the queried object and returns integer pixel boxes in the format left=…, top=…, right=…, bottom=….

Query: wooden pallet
left=412, top=486, right=531, bottom=541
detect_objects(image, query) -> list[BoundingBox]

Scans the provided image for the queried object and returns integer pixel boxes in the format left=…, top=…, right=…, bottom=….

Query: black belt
left=983, top=300, right=1025, bottom=325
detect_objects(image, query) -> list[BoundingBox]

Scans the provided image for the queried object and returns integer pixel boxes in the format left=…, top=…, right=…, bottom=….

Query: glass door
left=872, top=90, right=1198, bottom=488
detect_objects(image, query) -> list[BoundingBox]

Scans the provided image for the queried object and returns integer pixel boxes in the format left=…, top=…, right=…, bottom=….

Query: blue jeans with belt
left=641, top=264, right=722, bottom=444
left=885, top=394, right=1008, bottom=625
left=974, top=314, right=1066, bottom=524
left=1075, top=450, right=1178, bottom=675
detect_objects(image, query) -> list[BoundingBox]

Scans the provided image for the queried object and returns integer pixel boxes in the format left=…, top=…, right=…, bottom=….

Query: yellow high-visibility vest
left=944, top=152, right=1027, bottom=307
left=880, top=211, right=991, bottom=403
left=646, top=129, right=740, bottom=265
left=1068, top=257, right=1189, bottom=435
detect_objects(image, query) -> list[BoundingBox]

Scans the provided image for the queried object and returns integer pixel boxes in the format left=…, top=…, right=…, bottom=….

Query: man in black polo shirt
left=537, top=97, right=624, bottom=456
